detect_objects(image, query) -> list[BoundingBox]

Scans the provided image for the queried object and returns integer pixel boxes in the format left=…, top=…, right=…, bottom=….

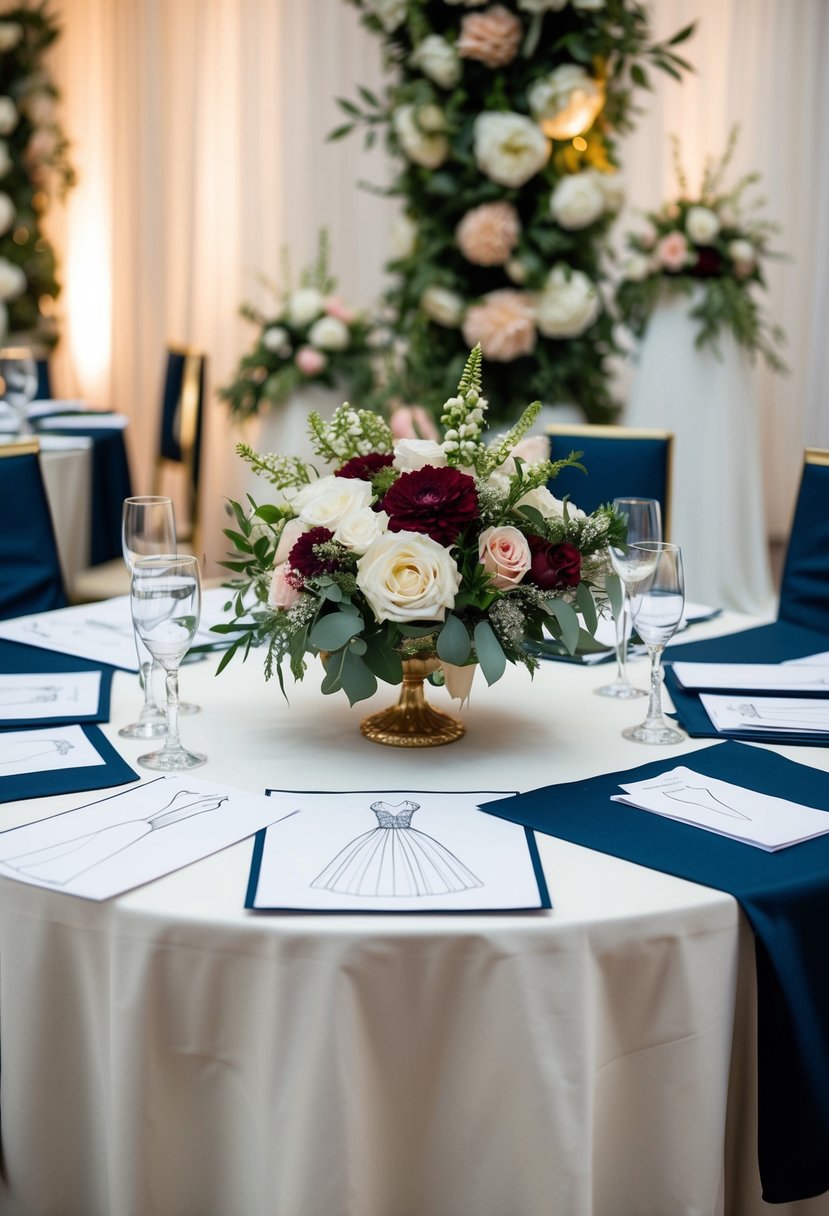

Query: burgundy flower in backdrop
left=691, top=247, right=724, bottom=278
left=335, top=453, right=395, bottom=480
left=527, top=537, right=582, bottom=590
left=381, top=465, right=478, bottom=546
left=287, top=527, right=342, bottom=586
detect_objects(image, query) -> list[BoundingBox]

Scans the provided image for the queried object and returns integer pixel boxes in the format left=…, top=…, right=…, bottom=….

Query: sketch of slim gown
left=0, top=685, right=63, bottom=707
left=0, top=737, right=74, bottom=766
left=662, top=782, right=750, bottom=821
left=0, top=789, right=229, bottom=886
left=310, top=800, right=483, bottom=897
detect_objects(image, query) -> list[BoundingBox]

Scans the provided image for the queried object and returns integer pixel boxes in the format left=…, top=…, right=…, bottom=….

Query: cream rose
left=0, top=258, right=26, bottom=301
left=685, top=205, right=720, bottom=245
left=291, top=475, right=373, bottom=531
left=550, top=171, right=605, bottom=230
left=622, top=254, right=652, bottom=282
left=536, top=265, right=600, bottom=338
left=528, top=64, right=602, bottom=132
left=274, top=517, right=308, bottom=565
left=728, top=238, right=756, bottom=275
left=365, top=0, right=408, bottom=30
left=356, top=530, right=461, bottom=623
left=473, top=112, right=550, bottom=188
left=308, top=315, right=350, bottom=351
left=421, top=285, right=465, bottom=327
left=393, top=104, right=449, bottom=170
left=268, top=564, right=302, bottom=611
left=287, top=288, right=324, bottom=326
left=411, top=34, right=461, bottom=89
left=334, top=508, right=389, bottom=555
left=389, top=213, right=417, bottom=260
left=0, top=97, right=17, bottom=137
left=261, top=325, right=290, bottom=354
left=478, top=525, right=531, bottom=590
left=393, top=438, right=448, bottom=472
left=514, top=485, right=586, bottom=521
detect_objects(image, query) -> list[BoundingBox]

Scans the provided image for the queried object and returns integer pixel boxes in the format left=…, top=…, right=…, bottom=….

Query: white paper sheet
left=700, top=693, right=829, bottom=734
left=249, top=789, right=546, bottom=912
left=611, top=766, right=829, bottom=850
left=0, top=775, right=290, bottom=900
left=673, top=662, right=829, bottom=693
left=28, top=399, right=91, bottom=419
left=784, top=651, right=829, bottom=667
left=0, top=672, right=102, bottom=721
left=0, top=724, right=105, bottom=778
left=39, top=413, right=128, bottom=430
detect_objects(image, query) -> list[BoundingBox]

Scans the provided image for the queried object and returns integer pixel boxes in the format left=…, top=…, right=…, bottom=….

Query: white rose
left=411, top=34, right=461, bottom=89
left=421, top=285, right=464, bottom=327
left=364, top=0, right=408, bottom=30
left=287, top=288, right=324, bottom=327
left=356, top=530, right=461, bottom=623
left=514, top=486, right=586, bottom=521
left=685, top=205, right=720, bottom=245
left=728, top=238, right=756, bottom=269
left=262, top=325, right=290, bottom=353
left=291, top=475, right=374, bottom=531
left=572, top=0, right=605, bottom=8
left=275, top=517, right=308, bottom=565
left=528, top=64, right=602, bottom=132
left=536, top=265, right=600, bottom=338
left=473, top=112, right=550, bottom=189
left=0, top=23, right=22, bottom=52
left=309, top=315, right=350, bottom=351
left=550, top=172, right=605, bottom=230
left=0, top=192, right=14, bottom=235
left=594, top=168, right=624, bottom=212
left=334, top=508, right=389, bottom=555
left=622, top=254, right=653, bottom=282
left=393, top=104, right=449, bottom=170
left=0, top=257, right=26, bottom=301
left=0, top=141, right=10, bottom=179
left=393, top=438, right=448, bottom=472
left=22, top=90, right=53, bottom=126
left=518, top=0, right=567, bottom=10
left=390, top=213, right=417, bottom=260
left=0, top=97, right=17, bottom=137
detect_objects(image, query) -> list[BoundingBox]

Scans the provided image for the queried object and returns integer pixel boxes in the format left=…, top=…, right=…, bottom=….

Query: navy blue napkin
left=0, top=639, right=114, bottom=726
left=0, top=724, right=138, bottom=804
left=664, top=620, right=829, bottom=745
left=480, top=742, right=829, bottom=1204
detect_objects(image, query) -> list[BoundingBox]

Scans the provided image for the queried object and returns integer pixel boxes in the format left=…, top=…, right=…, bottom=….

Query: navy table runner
left=0, top=639, right=114, bottom=726
left=0, top=723, right=138, bottom=804
left=481, top=742, right=829, bottom=1204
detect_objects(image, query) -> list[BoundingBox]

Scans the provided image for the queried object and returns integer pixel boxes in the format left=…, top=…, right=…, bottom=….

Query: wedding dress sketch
left=662, top=781, right=750, bottom=821
left=0, top=789, right=229, bottom=885
left=732, top=701, right=829, bottom=726
left=310, top=800, right=483, bottom=897
left=0, top=736, right=74, bottom=766
left=0, top=684, right=63, bottom=707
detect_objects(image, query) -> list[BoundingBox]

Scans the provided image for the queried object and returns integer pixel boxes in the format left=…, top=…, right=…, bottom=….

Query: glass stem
left=613, top=592, right=631, bottom=684
left=643, top=644, right=666, bottom=729
left=139, top=660, right=155, bottom=712
left=162, top=668, right=181, bottom=754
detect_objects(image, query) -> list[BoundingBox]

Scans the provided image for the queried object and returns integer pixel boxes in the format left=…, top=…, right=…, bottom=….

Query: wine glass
left=622, top=542, right=686, bottom=745
left=0, top=346, right=38, bottom=436
left=130, top=554, right=206, bottom=770
left=119, top=496, right=176, bottom=740
left=595, top=497, right=662, bottom=699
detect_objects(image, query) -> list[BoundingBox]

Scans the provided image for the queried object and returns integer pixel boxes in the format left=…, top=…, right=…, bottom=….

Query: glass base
left=622, top=720, right=686, bottom=745
left=119, top=718, right=167, bottom=740
left=178, top=701, right=201, bottom=715
left=138, top=746, right=207, bottom=770
left=595, top=680, right=647, bottom=699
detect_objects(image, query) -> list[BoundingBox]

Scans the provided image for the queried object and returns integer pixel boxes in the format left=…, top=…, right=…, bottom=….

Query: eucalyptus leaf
left=605, top=572, right=624, bottom=620
left=547, top=599, right=580, bottom=654
left=576, top=582, right=597, bottom=634
left=474, top=620, right=507, bottom=686
left=437, top=613, right=471, bottom=665
left=309, top=611, right=363, bottom=651
left=362, top=643, right=404, bottom=685
left=339, top=650, right=378, bottom=706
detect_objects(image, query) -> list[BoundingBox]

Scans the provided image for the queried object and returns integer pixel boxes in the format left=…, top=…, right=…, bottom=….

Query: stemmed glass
left=596, top=497, right=662, bottom=699
left=622, top=542, right=686, bottom=745
left=0, top=346, right=38, bottom=436
left=119, top=496, right=176, bottom=739
left=130, top=554, right=206, bottom=770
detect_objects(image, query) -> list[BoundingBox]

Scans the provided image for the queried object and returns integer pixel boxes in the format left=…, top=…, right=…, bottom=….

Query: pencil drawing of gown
left=310, top=800, right=483, bottom=897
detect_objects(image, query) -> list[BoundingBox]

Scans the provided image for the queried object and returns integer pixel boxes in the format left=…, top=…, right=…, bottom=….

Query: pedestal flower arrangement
left=216, top=346, right=623, bottom=747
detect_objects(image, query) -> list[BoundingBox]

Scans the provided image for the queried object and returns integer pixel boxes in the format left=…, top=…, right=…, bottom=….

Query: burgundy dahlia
left=381, top=465, right=478, bottom=546
left=334, top=453, right=395, bottom=480
left=691, top=247, right=724, bottom=278
left=527, top=537, right=581, bottom=590
left=287, top=527, right=341, bottom=586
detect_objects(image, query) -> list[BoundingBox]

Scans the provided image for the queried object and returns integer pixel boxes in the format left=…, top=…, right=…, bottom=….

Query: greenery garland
left=0, top=2, right=74, bottom=348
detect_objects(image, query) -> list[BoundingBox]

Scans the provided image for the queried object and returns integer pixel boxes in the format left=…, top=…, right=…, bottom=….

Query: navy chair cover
left=547, top=425, right=674, bottom=536
left=0, top=443, right=67, bottom=619
left=157, top=347, right=206, bottom=539
left=35, top=357, right=51, bottom=400
left=778, top=450, right=829, bottom=633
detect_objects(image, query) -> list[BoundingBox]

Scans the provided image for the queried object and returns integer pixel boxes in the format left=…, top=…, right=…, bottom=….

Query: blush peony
left=457, top=5, right=523, bottom=69
left=462, top=289, right=536, bottom=361
left=456, top=200, right=520, bottom=266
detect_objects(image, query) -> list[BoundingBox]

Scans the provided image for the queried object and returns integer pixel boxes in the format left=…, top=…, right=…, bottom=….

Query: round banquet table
left=0, top=615, right=828, bottom=1216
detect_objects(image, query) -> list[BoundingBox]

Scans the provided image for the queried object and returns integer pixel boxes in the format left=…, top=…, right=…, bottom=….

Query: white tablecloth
left=38, top=439, right=93, bottom=588
left=0, top=616, right=827, bottom=1216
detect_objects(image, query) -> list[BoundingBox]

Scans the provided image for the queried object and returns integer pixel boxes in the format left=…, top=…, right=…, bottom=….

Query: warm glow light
left=540, top=84, right=605, bottom=140
left=572, top=136, right=588, bottom=152
left=12, top=226, right=28, bottom=244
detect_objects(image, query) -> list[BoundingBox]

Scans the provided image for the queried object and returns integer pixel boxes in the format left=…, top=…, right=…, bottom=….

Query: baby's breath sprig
left=308, top=404, right=393, bottom=463
left=236, top=443, right=312, bottom=489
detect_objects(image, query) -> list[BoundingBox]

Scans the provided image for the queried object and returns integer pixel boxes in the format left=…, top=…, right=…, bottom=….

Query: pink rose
left=389, top=404, right=440, bottom=442
left=268, top=563, right=301, bottom=610
left=323, top=295, right=355, bottom=323
left=275, top=518, right=307, bottom=565
left=478, top=525, right=531, bottom=590
left=295, top=346, right=328, bottom=376
left=656, top=231, right=691, bottom=272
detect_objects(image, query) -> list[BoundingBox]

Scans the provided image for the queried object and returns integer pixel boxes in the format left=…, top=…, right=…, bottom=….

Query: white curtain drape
left=47, top=0, right=829, bottom=568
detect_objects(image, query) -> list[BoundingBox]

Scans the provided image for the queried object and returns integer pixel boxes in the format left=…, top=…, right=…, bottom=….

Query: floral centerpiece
left=216, top=345, right=623, bottom=747
left=333, top=1, right=694, bottom=423
left=219, top=232, right=375, bottom=422
left=616, top=128, right=786, bottom=370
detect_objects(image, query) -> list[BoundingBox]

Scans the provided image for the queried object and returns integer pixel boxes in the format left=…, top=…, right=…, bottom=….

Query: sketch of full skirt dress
left=310, top=800, right=483, bottom=898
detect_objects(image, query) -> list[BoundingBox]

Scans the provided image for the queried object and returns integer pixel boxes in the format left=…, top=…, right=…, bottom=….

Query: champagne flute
left=130, top=554, right=206, bottom=770
left=596, top=497, right=662, bottom=699
left=622, top=542, right=686, bottom=745
left=0, top=346, right=38, bottom=436
left=119, top=496, right=176, bottom=739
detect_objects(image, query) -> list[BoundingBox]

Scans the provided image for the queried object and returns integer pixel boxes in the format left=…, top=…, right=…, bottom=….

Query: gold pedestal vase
left=360, top=658, right=465, bottom=748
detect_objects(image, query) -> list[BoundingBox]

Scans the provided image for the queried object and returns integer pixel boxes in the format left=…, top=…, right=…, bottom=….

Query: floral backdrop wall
left=0, top=2, right=73, bottom=347
left=336, top=0, right=693, bottom=424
